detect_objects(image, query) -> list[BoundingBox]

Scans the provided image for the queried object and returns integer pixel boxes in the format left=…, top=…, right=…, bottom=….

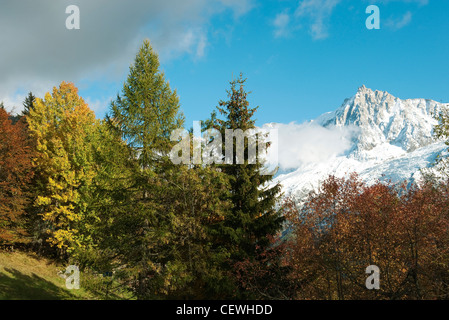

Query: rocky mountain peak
left=273, top=87, right=448, bottom=200
left=321, top=87, right=443, bottom=157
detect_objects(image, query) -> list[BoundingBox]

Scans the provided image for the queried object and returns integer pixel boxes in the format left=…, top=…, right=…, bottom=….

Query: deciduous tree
left=0, top=108, right=35, bottom=246
left=27, top=82, right=99, bottom=255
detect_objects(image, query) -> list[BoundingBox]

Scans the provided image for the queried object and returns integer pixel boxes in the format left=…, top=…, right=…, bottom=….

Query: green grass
left=0, top=250, right=103, bottom=300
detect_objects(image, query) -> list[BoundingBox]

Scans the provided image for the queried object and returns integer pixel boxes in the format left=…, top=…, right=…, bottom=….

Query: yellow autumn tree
left=27, top=82, right=99, bottom=254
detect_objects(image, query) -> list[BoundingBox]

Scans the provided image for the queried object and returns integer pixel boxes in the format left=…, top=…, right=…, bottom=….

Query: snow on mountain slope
left=272, top=86, right=449, bottom=200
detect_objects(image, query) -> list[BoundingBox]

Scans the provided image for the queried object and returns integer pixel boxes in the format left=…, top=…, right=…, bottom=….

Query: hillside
left=0, top=251, right=107, bottom=300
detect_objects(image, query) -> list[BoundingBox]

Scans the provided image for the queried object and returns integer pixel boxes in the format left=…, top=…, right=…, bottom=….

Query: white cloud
left=294, top=0, right=342, bottom=40
left=273, top=11, right=291, bottom=38
left=370, top=0, right=428, bottom=6
left=196, top=33, right=208, bottom=58
left=262, top=121, right=359, bottom=171
left=273, top=0, right=429, bottom=40
left=84, top=96, right=114, bottom=118
left=0, top=0, right=252, bottom=113
left=271, top=0, right=341, bottom=40
left=218, top=0, right=255, bottom=17
left=385, top=11, right=413, bottom=30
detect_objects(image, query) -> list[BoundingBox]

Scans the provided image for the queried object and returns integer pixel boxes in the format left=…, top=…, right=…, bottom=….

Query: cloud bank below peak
left=262, top=121, right=359, bottom=172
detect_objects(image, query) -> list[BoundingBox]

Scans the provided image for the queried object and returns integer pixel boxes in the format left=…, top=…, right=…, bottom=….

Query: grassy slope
left=0, top=250, right=97, bottom=300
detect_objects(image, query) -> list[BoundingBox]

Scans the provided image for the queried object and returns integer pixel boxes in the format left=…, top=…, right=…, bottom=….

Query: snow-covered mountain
left=272, top=85, right=449, bottom=200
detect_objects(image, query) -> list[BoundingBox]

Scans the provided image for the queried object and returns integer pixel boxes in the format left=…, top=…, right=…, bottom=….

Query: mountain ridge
left=273, top=86, right=449, bottom=200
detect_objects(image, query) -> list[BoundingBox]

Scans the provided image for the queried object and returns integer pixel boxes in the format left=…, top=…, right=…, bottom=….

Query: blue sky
left=1, top=0, right=448, bottom=127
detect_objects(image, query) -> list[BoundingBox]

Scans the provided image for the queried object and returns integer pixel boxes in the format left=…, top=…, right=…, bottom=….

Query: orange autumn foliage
left=284, top=174, right=449, bottom=300
left=0, top=108, right=35, bottom=245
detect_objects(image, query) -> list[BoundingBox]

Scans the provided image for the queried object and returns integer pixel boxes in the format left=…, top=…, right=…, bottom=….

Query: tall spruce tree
left=212, top=74, right=284, bottom=289
left=22, top=92, right=36, bottom=117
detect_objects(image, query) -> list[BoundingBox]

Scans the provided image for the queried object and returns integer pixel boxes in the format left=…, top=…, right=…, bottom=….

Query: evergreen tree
left=106, top=39, right=189, bottom=298
left=75, top=118, right=137, bottom=270
left=22, top=92, right=36, bottom=117
left=210, top=74, right=284, bottom=297
left=433, top=105, right=449, bottom=175
left=108, top=39, right=184, bottom=167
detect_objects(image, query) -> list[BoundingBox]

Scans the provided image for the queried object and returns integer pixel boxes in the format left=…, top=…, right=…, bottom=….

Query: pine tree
left=22, top=92, right=36, bottom=117
left=211, top=74, right=284, bottom=296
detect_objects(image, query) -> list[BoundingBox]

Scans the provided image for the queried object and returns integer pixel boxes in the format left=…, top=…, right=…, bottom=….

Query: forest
left=1, top=39, right=449, bottom=300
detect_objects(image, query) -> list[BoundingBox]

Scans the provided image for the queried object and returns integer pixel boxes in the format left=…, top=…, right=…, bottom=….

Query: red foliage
left=284, top=174, right=449, bottom=300
left=233, top=235, right=296, bottom=299
left=0, top=109, right=35, bottom=245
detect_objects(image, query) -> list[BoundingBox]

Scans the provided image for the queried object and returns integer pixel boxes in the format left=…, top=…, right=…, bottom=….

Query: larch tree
left=106, top=39, right=190, bottom=298
left=109, top=39, right=184, bottom=167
